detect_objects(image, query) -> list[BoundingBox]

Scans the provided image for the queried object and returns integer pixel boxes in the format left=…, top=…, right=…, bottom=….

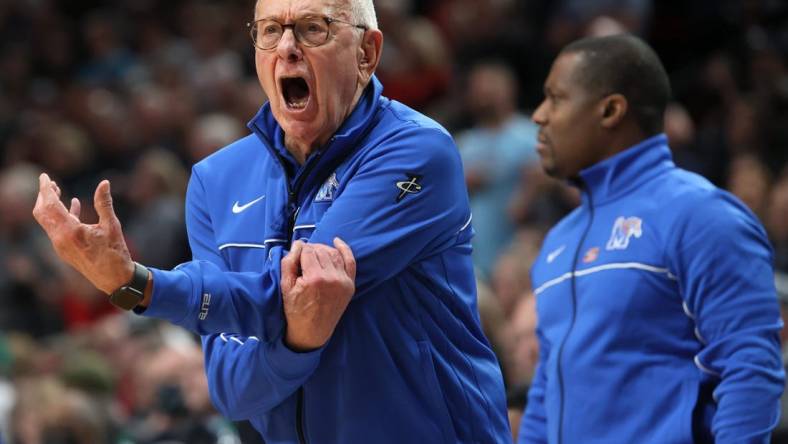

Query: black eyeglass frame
left=246, top=15, right=368, bottom=50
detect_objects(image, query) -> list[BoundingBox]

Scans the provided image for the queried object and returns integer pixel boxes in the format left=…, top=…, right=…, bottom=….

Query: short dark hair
left=561, top=34, right=671, bottom=136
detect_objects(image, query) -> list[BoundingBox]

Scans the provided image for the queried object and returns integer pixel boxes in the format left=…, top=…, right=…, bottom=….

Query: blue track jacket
left=140, top=77, right=509, bottom=443
left=519, top=135, right=784, bottom=444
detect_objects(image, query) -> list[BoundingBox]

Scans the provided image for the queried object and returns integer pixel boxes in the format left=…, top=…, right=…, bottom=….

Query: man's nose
left=276, top=28, right=303, bottom=62
left=532, top=101, right=548, bottom=125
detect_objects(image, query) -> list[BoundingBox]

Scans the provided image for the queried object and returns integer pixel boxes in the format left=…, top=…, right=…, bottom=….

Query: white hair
left=254, top=0, right=378, bottom=30
left=347, top=0, right=378, bottom=30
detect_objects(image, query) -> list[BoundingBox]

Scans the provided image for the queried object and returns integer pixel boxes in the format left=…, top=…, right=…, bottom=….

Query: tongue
left=285, top=78, right=309, bottom=108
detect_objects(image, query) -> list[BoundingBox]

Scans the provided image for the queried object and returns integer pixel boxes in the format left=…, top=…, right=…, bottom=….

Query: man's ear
left=358, top=29, right=383, bottom=84
left=599, top=93, right=628, bottom=129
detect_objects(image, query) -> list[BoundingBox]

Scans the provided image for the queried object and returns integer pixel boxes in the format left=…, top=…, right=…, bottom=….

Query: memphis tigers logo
left=606, top=216, right=643, bottom=250
left=315, top=172, right=339, bottom=202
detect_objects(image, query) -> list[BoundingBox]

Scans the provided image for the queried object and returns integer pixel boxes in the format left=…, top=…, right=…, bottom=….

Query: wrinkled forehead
left=255, top=0, right=349, bottom=20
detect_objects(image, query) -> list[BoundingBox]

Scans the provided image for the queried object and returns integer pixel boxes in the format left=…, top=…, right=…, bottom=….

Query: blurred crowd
left=0, top=0, right=786, bottom=442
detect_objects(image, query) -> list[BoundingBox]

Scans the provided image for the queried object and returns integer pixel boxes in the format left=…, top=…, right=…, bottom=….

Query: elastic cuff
left=265, top=335, right=323, bottom=381
left=138, top=268, right=196, bottom=325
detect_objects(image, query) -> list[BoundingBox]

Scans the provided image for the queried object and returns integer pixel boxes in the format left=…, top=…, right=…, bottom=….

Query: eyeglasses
left=247, top=16, right=368, bottom=50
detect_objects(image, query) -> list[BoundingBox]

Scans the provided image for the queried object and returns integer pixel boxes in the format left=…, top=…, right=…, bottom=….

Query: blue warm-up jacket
left=519, top=135, right=784, bottom=443
left=140, top=77, right=510, bottom=443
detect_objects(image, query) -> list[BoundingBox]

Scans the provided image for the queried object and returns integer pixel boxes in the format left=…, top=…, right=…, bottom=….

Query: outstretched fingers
left=33, top=173, right=71, bottom=229
left=93, top=180, right=119, bottom=228
left=69, top=197, right=81, bottom=218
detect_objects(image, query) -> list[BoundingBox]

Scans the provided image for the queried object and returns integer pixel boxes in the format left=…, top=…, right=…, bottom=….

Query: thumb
left=280, top=241, right=304, bottom=291
left=333, top=237, right=356, bottom=281
left=94, top=180, right=118, bottom=226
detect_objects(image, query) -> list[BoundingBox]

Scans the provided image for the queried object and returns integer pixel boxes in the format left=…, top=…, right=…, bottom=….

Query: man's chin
left=540, top=161, right=559, bottom=179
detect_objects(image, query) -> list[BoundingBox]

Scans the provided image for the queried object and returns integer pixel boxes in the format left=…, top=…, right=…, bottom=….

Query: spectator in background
left=476, top=227, right=543, bottom=440
left=181, top=2, right=244, bottom=111
left=777, top=275, right=788, bottom=441
left=505, top=291, right=539, bottom=441
left=456, top=61, right=539, bottom=277
left=11, top=377, right=109, bottom=444
left=508, top=164, right=580, bottom=229
left=185, top=113, right=247, bottom=164
left=542, top=0, right=652, bottom=52
left=123, top=148, right=189, bottom=269
left=78, top=10, right=138, bottom=89
left=119, top=342, right=239, bottom=444
left=37, top=121, right=98, bottom=199
left=128, top=85, right=188, bottom=152
left=0, top=163, right=63, bottom=337
left=0, top=335, right=13, bottom=444
left=663, top=101, right=708, bottom=176
left=489, top=228, right=542, bottom=323
left=726, top=152, right=772, bottom=221
left=375, top=0, right=451, bottom=112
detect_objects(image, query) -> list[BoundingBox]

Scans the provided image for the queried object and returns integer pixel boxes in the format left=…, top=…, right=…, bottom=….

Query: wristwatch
left=109, top=262, right=149, bottom=310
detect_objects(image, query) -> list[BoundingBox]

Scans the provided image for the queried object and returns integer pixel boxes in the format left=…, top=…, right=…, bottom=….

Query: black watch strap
left=109, top=262, right=149, bottom=310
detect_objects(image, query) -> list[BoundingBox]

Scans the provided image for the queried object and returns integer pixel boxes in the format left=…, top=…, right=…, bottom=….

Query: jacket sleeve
left=669, top=191, right=785, bottom=443
left=152, top=169, right=322, bottom=419
left=307, top=126, right=472, bottom=296
left=519, top=318, right=549, bottom=443
left=143, top=169, right=286, bottom=337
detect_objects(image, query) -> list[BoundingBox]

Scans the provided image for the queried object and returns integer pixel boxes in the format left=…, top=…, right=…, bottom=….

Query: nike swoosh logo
left=232, top=195, right=265, bottom=214
left=547, top=245, right=566, bottom=264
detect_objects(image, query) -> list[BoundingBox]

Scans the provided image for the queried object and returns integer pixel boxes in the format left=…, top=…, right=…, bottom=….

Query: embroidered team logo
left=395, top=174, right=422, bottom=202
left=606, top=216, right=643, bottom=250
left=583, top=247, right=600, bottom=263
left=315, top=172, right=339, bottom=202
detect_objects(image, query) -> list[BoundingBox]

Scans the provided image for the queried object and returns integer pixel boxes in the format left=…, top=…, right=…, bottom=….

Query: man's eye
left=303, top=21, right=326, bottom=34
left=263, top=24, right=280, bottom=35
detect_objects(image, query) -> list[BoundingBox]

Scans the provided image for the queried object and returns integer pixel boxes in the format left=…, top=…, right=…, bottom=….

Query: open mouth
left=281, top=77, right=310, bottom=110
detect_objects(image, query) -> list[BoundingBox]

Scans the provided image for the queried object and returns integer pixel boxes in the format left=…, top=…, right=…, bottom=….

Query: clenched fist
left=280, top=238, right=356, bottom=351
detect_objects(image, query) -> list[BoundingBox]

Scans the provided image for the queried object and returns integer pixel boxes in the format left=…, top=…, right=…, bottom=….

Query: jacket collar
left=247, top=75, right=385, bottom=198
left=577, top=133, right=674, bottom=206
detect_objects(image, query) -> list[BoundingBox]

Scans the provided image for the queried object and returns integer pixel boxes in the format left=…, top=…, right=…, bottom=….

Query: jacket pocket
left=418, top=341, right=457, bottom=443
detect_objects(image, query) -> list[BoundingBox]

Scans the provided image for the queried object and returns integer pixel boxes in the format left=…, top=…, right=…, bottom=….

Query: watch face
left=109, top=262, right=148, bottom=310
left=110, top=288, right=144, bottom=310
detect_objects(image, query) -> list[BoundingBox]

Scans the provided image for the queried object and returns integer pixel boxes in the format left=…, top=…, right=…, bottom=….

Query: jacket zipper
left=297, top=387, right=307, bottom=444
left=251, top=127, right=341, bottom=444
left=289, top=155, right=321, bottom=444
left=287, top=151, right=321, bottom=234
left=556, top=179, right=594, bottom=444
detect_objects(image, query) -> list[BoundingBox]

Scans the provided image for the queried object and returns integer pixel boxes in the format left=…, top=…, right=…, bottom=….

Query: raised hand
left=280, top=238, right=356, bottom=351
left=32, top=173, right=134, bottom=294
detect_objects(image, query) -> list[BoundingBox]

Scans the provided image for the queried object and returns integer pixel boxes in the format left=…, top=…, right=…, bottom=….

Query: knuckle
left=315, top=274, right=332, bottom=287
left=51, top=232, right=68, bottom=250
left=303, top=275, right=319, bottom=287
